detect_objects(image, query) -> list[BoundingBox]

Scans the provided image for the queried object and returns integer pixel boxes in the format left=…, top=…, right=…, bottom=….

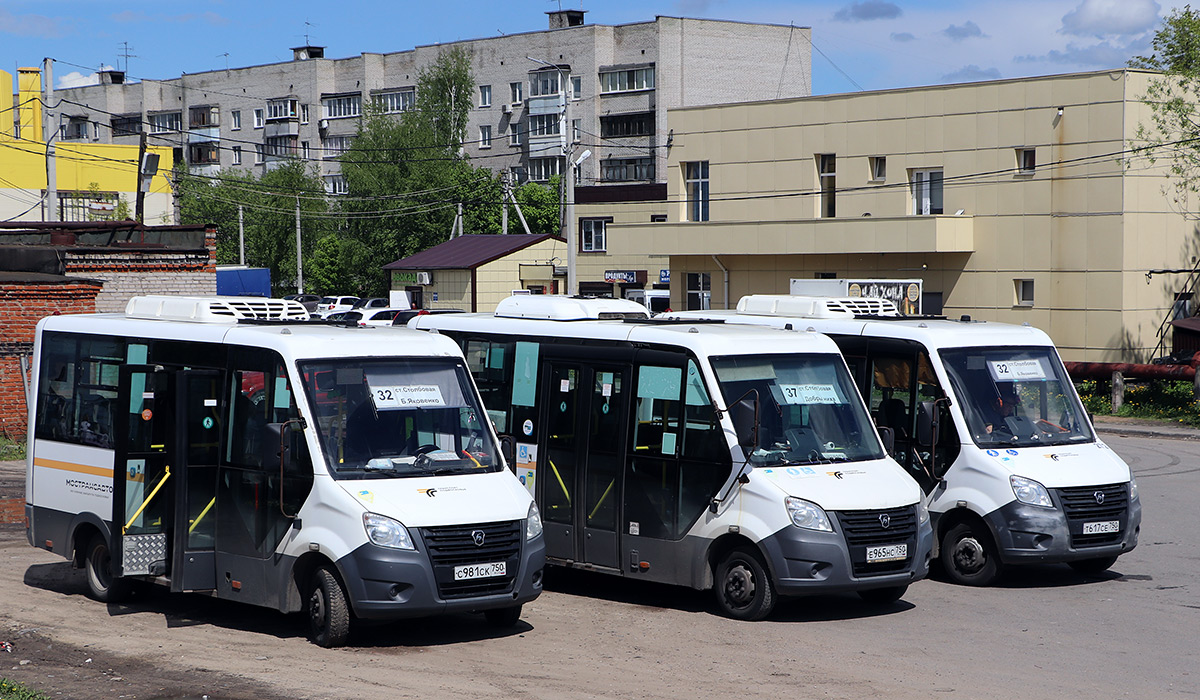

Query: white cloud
left=1061, top=0, right=1161, bottom=37
left=890, top=31, right=916, bottom=42
left=943, top=20, right=987, bottom=41
left=833, top=2, right=903, bottom=22
left=942, top=65, right=1003, bottom=82
left=1016, top=40, right=1136, bottom=66
left=0, top=9, right=69, bottom=39
left=57, top=71, right=99, bottom=89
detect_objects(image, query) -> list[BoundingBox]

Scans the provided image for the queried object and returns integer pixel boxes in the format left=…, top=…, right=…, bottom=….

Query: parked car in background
left=360, top=308, right=405, bottom=327
left=283, top=294, right=322, bottom=313
left=351, top=297, right=390, bottom=312
left=316, top=296, right=359, bottom=317
left=392, top=309, right=466, bottom=326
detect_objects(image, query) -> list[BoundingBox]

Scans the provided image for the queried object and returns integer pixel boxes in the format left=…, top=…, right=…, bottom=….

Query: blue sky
left=0, top=0, right=1187, bottom=95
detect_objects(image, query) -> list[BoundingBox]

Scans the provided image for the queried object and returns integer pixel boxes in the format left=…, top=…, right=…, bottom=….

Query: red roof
left=383, top=234, right=563, bottom=270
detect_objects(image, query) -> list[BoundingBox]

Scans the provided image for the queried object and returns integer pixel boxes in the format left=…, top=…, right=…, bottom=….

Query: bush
left=0, top=678, right=51, bottom=700
left=1075, top=379, right=1200, bottom=426
left=0, top=435, right=25, bottom=461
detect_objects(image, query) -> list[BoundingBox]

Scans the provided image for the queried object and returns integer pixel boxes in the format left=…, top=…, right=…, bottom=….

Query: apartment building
left=49, top=10, right=811, bottom=198
left=606, top=69, right=1190, bottom=363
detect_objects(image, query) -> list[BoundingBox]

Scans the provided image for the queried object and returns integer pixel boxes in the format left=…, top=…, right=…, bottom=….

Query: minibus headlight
left=363, top=512, right=416, bottom=550
left=916, top=497, right=930, bottom=526
left=1129, top=476, right=1139, bottom=503
left=526, top=501, right=544, bottom=541
left=1010, top=475, right=1054, bottom=509
left=785, top=497, right=833, bottom=532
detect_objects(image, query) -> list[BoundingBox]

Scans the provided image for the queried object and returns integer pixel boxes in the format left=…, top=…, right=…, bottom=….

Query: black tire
left=484, top=605, right=523, bottom=627
left=858, top=584, right=908, bottom=605
left=940, top=521, right=1002, bottom=586
left=307, top=566, right=351, bottom=647
left=714, top=546, right=776, bottom=621
left=1068, top=555, right=1119, bottom=576
left=84, top=533, right=131, bottom=603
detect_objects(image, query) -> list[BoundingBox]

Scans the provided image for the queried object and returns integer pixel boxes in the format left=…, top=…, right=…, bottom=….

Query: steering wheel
left=413, top=443, right=441, bottom=467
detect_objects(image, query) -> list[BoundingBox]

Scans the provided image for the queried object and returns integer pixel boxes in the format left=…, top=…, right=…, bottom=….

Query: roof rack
left=494, top=294, right=650, bottom=321
left=736, top=295, right=900, bottom=319
left=125, top=295, right=310, bottom=323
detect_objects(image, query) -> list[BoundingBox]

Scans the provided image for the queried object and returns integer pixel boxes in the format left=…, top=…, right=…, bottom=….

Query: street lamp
left=527, top=56, right=577, bottom=295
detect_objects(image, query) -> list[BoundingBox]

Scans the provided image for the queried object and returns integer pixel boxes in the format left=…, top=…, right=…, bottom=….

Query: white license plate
left=866, top=543, right=908, bottom=563
left=1082, top=521, right=1119, bottom=535
left=454, top=561, right=506, bottom=581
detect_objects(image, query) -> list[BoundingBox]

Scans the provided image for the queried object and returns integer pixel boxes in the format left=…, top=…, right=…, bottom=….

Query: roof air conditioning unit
left=416, top=272, right=432, bottom=285
left=502, top=104, right=512, bottom=114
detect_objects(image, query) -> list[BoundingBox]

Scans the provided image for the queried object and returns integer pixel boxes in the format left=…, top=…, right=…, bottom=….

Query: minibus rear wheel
left=714, top=546, right=776, bottom=621
left=85, top=534, right=131, bottom=603
left=940, top=522, right=1001, bottom=586
left=307, top=566, right=350, bottom=647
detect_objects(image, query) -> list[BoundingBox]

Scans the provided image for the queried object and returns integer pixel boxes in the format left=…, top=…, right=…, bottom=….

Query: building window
left=265, top=135, right=297, bottom=159
left=321, top=135, right=353, bottom=158
left=189, top=105, right=219, bottom=129
left=232, top=146, right=242, bottom=165
left=600, top=112, right=654, bottom=138
left=650, top=214, right=667, bottom=222
left=687, top=272, right=711, bottom=311
left=571, top=75, right=582, bottom=100
left=188, top=142, right=220, bottom=164
left=62, top=118, right=89, bottom=140
left=528, top=157, right=562, bottom=182
left=324, top=175, right=348, bottom=195
left=572, top=118, right=581, bottom=144
left=580, top=218, right=609, bottom=252
left=149, top=112, right=182, bottom=133
left=253, top=109, right=264, bottom=128
left=479, top=84, right=492, bottom=107
left=376, top=90, right=414, bottom=114
left=301, top=141, right=310, bottom=159
left=301, top=104, right=310, bottom=124
left=870, top=156, right=886, bottom=181
left=230, top=110, right=241, bottom=130
left=911, top=169, right=944, bottom=215
left=322, top=94, right=362, bottom=119
left=479, top=125, right=492, bottom=148
left=1015, top=279, right=1034, bottom=307
left=530, top=70, right=560, bottom=97
left=818, top=154, right=836, bottom=218
left=1017, top=148, right=1036, bottom=174
left=529, top=114, right=561, bottom=137
left=510, top=81, right=524, bottom=104
left=267, top=99, right=298, bottom=121
left=684, top=161, right=709, bottom=222
left=600, top=66, right=655, bottom=94
left=57, top=190, right=118, bottom=222
left=602, top=157, right=654, bottom=182
left=111, top=115, right=142, bottom=136
left=510, top=121, right=522, bottom=146
left=254, top=144, right=264, bottom=164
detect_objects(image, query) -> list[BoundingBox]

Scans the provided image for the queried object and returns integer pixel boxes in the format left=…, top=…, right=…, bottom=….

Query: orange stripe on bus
left=33, top=458, right=114, bottom=478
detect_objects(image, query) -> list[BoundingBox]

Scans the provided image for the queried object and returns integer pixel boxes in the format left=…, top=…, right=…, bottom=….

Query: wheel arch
left=703, top=532, right=770, bottom=590
left=283, top=550, right=341, bottom=614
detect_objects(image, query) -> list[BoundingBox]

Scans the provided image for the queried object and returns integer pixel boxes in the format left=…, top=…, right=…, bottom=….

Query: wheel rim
left=723, top=562, right=756, bottom=609
left=952, top=536, right=987, bottom=575
left=309, top=587, right=326, bottom=634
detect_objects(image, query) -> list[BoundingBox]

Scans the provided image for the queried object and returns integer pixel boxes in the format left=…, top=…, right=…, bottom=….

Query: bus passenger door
left=112, top=365, right=174, bottom=578
left=171, top=369, right=221, bottom=592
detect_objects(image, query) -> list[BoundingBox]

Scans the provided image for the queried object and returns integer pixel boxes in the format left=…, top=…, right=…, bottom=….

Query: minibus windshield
left=940, top=346, right=1094, bottom=448
left=299, top=358, right=500, bottom=479
left=712, top=354, right=886, bottom=466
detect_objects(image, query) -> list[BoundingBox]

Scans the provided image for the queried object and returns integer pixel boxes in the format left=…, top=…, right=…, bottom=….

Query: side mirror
left=730, top=397, right=760, bottom=449
left=499, top=434, right=517, bottom=471
left=915, top=401, right=936, bottom=448
left=877, top=425, right=896, bottom=455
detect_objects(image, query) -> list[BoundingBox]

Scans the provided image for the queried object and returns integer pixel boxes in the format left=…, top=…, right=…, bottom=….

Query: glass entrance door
left=113, top=365, right=173, bottom=578
left=171, top=369, right=220, bottom=592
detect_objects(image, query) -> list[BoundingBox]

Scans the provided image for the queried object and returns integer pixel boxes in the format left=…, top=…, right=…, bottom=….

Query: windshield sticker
left=988, top=359, right=1047, bottom=381
left=826, top=469, right=865, bottom=479
left=779, top=383, right=845, bottom=405
left=1043, top=452, right=1079, bottom=461
left=516, top=444, right=537, bottom=497
left=371, top=384, right=445, bottom=409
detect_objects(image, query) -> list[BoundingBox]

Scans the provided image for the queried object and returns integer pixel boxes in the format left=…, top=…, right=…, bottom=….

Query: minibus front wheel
left=307, top=566, right=351, bottom=647
left=714, top=546, right=776, bottom=621
left=940, top=521, right=1000, bottom=586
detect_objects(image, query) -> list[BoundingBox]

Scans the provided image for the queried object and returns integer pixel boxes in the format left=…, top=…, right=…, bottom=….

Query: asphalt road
left=0, top=433, right=1196, bottom=699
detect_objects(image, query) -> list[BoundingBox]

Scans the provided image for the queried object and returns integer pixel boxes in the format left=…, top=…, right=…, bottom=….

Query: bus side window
left=34, top=333, right=124, bottom=449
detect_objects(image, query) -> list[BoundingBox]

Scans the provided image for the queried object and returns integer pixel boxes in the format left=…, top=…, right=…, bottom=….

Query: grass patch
left=0, top=679, right=51, bottom=700
left=0, top=435, right=24, bottom=462
left=1076, top=379, right=1200, bottom=427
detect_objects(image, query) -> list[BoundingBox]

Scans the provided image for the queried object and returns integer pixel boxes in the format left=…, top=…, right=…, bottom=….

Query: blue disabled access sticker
left=1006, top=449, right=1019, bottom=456
left=986, top=449, right=999, bottom=457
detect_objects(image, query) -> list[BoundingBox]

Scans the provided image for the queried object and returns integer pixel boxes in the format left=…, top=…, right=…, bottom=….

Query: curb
left=1092, top=422, right=1200, bottom=441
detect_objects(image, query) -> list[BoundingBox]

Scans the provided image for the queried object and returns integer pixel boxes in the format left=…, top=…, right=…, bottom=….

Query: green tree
left=1130, top=6, right=1200, bottom=207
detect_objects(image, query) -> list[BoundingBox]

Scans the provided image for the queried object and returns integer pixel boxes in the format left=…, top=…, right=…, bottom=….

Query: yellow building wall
left=575, top=198, right=670, bottom=295
left=476, top=238, right=569, bottom=310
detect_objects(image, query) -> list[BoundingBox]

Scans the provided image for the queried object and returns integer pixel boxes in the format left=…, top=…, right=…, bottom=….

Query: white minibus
left=25, top=296, right=544, bottom=646
left=669, top=295, right=1141, bottom=585
left=410, top=295, right=933, bottom=619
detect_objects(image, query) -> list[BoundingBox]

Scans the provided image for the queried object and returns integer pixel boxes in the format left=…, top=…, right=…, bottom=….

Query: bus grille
left=420, top=520, right=521, bottom=599
left=837, top=506, right=918, bottom=577
left=1057, top=483, right=1128, bottom=548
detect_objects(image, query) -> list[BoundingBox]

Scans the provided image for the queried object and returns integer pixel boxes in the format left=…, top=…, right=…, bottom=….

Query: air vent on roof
left=494, top=294, right=650, bottom=320
left=736, top=295, right=900, bottom=319
left=125, top=295, right=310, bottom=323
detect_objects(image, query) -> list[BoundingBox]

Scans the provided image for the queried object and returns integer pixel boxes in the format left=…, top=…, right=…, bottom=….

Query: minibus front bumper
left=336, top=534, right=546, bottom=620
left=986, top=490, right=1141, bottom=565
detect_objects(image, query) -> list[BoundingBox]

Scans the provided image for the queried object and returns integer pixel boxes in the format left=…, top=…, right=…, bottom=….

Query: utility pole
left=238, top=204, right=245, bottom=265
left=42, top=58, right=57, bottom=222
left=295, top=196, right=303, bottom=293
left=527, top=57, right=576, bottom=294
left=501, top=170, right=509, bottom=234
left=135, top=132, right=147, bottom=222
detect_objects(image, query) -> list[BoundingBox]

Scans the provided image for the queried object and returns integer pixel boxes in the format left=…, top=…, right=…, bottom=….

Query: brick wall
left=64, top=245, right=216, bottom=313
left=0, top=496, right=22, bottom=524
left=0, top=280, right=101, bottom=439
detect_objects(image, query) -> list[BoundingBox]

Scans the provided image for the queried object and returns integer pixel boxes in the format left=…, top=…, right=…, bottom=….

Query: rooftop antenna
left=217, top=52, right=230, bottom=70
left=303, top=19, right=316, bottom=45
left=118, top=42, right=137, bottom=74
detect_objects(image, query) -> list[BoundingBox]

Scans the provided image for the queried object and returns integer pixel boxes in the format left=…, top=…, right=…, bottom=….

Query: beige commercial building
left=606, top=68, right=1190, bottom=362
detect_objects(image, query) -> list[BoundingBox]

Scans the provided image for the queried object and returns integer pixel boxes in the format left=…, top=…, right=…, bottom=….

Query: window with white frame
left=230, top=110, right=242, bottom=130
left=479, top=85, right=492, bottom=107
left=528, top=113, right=561, bottom=137
left=911, top=168, right=944, bottom=215
left=149, top=112, right=182, bottom=133
left=376, top=90, right=414, bottom=114
left=684, top=161, right=709, bottom=222
left=479, top=125, right=492, bottom=148
left=321, top=135, right=353, bottom=158
left=528, top=157, right=562, bottom=182
left=580, top=218, right=608, bottom=252
left=510, top=120, right=522, bottom=146
left=253, top=109, right=264, bottom=128
left=1015, top=279, right=1034, bottom=307
left=232, top=145, right=242, bottom=165
left=603, top=157, right=654, bottom=182
left=324, top=174, right=348, bottom=195
left=870, top=156, right=886, bottom=181
left=571, top=75, right=582, bottom=100
left=254, top=144, right=264, bottom=164
left=600, top=66, right=655, bottom=94
left=301, top=141, right=310, bottom=159
left=323, top=94, right=362, bottom=119
left=530, top=70, right=560, bottom=97
left=687, top=272, right=712, bottom=310
left=572, top=118, right=581, bottom=143
left=63, top=118, right=89, bottom=140
left=1017, top=148, right=1036, bottom=174
left=301, top=104, right=310, bottom=124
left=265, top=135, right=297, bottom=158
left=510, top=81, right=523, bottom=104
left=267, top=98, right=298, bottom=120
